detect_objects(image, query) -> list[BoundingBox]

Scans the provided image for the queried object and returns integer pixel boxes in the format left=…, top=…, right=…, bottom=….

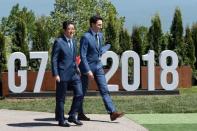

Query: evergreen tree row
left=0, top=2, right=197, bottom=80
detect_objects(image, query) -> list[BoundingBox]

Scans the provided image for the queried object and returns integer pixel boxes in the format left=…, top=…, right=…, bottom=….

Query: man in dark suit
left=51, top=21, right=83, bottom=127
left=79, top=15, right=124, bottom=121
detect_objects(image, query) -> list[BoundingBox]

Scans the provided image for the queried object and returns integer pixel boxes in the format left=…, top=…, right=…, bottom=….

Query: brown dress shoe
left=110, top=112, right=124, bottom=121
left=78, top=113, right=90, bottom=121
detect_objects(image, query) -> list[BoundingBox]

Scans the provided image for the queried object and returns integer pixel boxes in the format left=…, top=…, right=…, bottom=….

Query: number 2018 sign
left=8, top=50, right=179, bottom=93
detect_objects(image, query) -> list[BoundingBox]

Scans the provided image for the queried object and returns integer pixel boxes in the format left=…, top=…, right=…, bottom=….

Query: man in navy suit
left=79, top=15, right=124, bottom=121
left=51, top=21, right=83, bottom=127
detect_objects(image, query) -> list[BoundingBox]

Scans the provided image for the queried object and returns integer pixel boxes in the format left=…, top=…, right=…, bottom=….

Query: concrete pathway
left=0, top=109, right=148, bottom=131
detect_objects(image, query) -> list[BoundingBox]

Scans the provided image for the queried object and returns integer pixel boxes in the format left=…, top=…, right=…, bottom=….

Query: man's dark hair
left=63, top=20, right=74, bottom=30
left=89, top=15, right=103, bottom=27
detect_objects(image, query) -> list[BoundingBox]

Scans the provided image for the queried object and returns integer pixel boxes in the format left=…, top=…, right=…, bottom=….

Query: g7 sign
left=8, top=52, right=48, bottom=93
left=8, top=50, right=178, bottom=93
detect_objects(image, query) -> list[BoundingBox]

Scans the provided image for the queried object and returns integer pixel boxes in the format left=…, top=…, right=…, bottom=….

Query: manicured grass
left=0, top=87, right=197, bottom=114
left=127, top=113, right=197, bottom=124
left=143, top=124, right=197, bottom=131
left=0, top=94, right=197, bottom=114
left=179, top=86, right=197, bottom=94
left=127, top=113, right=197, bottom=131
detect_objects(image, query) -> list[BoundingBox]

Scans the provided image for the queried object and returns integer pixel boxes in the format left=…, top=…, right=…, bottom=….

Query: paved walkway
left=0, top=109, right=148, bottom=131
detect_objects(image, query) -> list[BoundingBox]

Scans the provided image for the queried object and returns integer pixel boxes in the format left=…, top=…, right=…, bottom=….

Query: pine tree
left=138, top=26, right=149, bottom=55
left=119, top=28, right=132, bottom=54
left=192, top=23, right=197, bottom=70
left=105, top=10, right=124, bottom=54
left=131, top=26, right=143, bottom=64
left=147, top=14, right=163, bottom=65
left=12, top=19, right=28, bottom=70
left=184, top=26, right=195, bottom=68
left=31, top=17, right=50, bottom=70
left=160, top=33, right=169, bottom=51
left=168, top=7, right=184, bottom=65
left=32, top=17, right=50, bottom=51
left=105, top=12, right=119, bottom=53
left=0, top=32, right=7, bottom=72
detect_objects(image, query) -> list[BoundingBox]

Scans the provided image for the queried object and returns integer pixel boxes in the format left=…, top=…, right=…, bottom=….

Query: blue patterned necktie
left=68, top=39, right=73, bottom=53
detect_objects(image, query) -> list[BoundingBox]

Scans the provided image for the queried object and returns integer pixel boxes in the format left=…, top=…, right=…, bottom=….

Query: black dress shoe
left=78, top=113, right=90, bottom=121
left=68, top=116, right=83, bottom=125
left=58, top=120, right=70, bottom=127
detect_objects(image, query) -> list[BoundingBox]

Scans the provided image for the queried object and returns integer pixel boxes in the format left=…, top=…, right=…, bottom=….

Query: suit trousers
left=56, top=73, right=83, bottom=122
left=80, top=67, right=116, bottom=114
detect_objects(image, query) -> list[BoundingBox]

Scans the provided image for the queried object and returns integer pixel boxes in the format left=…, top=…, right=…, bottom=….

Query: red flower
left=76, top=56, right=81, bottom=65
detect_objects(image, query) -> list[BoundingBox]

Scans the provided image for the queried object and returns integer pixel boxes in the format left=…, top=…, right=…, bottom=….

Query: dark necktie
left=95, top=33, right=99, bottom=48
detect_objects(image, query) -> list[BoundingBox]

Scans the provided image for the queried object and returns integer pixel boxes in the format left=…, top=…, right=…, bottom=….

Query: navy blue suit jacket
left=79, top=29, right=110, bottom=74
left=51, top=35, right=78, bottom=81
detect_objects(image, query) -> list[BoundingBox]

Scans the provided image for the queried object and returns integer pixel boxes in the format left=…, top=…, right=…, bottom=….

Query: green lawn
left=179, top=86, right=197, bottom=94
left=0, top=94, right=197, bottom=114
left=127, top=113, right=197, bottom=131
left=0, top=87, right=197, bottom=114
left=143, top=124, right=197, bottom=131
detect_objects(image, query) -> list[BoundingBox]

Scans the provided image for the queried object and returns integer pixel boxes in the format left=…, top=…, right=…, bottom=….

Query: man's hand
left=55, top=75, right=60, bottom=82
left=87, top=71, right=94, bottom=80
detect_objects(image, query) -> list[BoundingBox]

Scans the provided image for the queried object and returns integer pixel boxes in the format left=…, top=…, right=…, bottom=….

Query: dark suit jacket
left=79, top=29, right=105, bottom=74
left=51, top=35, right=78, bottom=81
